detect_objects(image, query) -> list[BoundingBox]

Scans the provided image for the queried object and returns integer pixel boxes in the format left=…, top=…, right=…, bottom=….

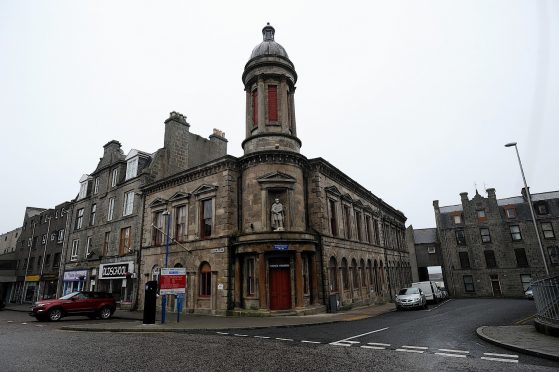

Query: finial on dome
left=262, top=23, right=275, bottom=41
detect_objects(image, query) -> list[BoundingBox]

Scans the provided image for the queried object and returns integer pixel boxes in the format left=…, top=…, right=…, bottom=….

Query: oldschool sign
left=99, top=262, right=134, bottom=279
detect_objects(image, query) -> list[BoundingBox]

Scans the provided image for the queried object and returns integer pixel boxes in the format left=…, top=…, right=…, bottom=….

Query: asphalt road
left=0, top=298, right=557, bottom=372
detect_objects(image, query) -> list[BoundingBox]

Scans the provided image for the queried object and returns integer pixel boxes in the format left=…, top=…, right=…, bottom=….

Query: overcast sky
left=1, top=1, right=558, bottom=233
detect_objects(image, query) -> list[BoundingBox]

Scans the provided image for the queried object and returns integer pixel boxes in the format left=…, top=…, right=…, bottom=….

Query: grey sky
left=1, top=1, right=558, bottom=233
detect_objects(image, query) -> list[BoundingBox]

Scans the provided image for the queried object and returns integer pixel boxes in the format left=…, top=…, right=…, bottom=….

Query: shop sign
left=25, top=275, right=41, bottom=282
left=160, top=267, right=187, bottom=295
left=99, top=262, right=134, bottom=279
left=269, top=264, right=290, bottom=268
left=273, top=244, right=288, bottom=251
left=63, top=270, right=88, bottom=281
left=41, top=274, right=59, bottom=281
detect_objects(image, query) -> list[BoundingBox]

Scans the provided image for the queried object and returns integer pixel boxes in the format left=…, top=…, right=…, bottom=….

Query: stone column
left=310, top=253, right=319, bottom=304
left=258, top=253, right=267, bottom=309
left=234, top=257, right=241, bottom=308
left=257, top=77, right=265, bottom=128
left=295, top=252, right=303, bottom=308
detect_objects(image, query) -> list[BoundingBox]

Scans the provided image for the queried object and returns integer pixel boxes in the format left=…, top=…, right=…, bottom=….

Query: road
left=0, top=298, right=557, bottom=371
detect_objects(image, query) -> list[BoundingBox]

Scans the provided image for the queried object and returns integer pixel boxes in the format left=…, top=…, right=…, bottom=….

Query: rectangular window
left=548, top=246, right=559, bottom=265
left=200, top=264, right=211, bottom=296
left=119, top=227, right=131, bottom=255
left=125, top=157, right=138, bottom=180
left=365, top=216, right=371, bottom=243
left=90, top=204, right=96, bottom=226
left=542, top=222, right=555, bottom=239
left=480, top=228, right=491, bottom=243
left=45, top=254, right=51, bottom=268
left=107, top=197, right=115, bottom=221
left=536, top=203, right=548, bottom=215
left=427, top=246, right=436, bottom=254
left=520, top=274, right=532, bottom=291
left=93, top=177, right=99, bottom=194
left=459, top=251, right=470, bottom=269
left=463, top=275, right=475, bottom=292
left=343, top=205, right=352, bottom=239
left=153, top=211, right=164, bottom=245
left=355, top=211, right=362, bottom=241
left=75, top=208, right=84, bottom=230
left=374, top=220, right=381, bottom=245
left=41, top=234, right=47, bottom=245
left=515, top=248, right=529, bottom=267
left=484, top=250, right=497, bottom=268
left=247, top=258, right=255, bottom=295
left=111, top=168, right=118, bottom=187
left=505, top=208, right=516, bottom=218
left=78, top=182, right=88, bottom=200
left=510, top=225, right=522, bottom=241
left=57, top=229, right=65, bottom=243
left=71, top=240, right=79, bottom=261
left=200, top=199, right=213, bottom=239
left=252, top=90, right=258, bottom=127
left=85, top=237, right=92, bottom=258
left=53, top=253, right=60, bottom=269
left=329, top=199, right=338, bottom=237
left=123, top=191, right=134, bottom=216
left=268, top=85, right=278, bottom=122
left=103, top=232, right=110, bottom=256
left=453, top=214, right=462, bottom=224
left=175, top=205, right=187, bottom=242
left=477, top=210, right=486, bottom=221
left=455, top=230, right=466, bottom=245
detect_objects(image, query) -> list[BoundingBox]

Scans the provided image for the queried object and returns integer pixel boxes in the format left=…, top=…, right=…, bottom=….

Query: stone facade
left=0, top=227, right=21, bottom=255
left=434, top=188, right=559, bottom=298
left=406, top=227, right=444, bottom=283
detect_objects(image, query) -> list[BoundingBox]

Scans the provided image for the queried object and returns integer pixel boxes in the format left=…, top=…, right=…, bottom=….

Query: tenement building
left=434, top=188, right=559, bottom=298
left=138, top=24, right=410, bottom=315
left=406, top=226, right=445, bottom=284
left=62, top=116, right=227, bottom=307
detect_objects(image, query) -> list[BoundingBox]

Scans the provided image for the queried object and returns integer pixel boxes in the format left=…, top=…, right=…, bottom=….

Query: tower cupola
left=242, top=24, right=300, bottom=155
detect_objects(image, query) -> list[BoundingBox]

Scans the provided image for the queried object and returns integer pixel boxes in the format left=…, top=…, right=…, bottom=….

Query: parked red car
left=30, top=291, right=116, bottom=321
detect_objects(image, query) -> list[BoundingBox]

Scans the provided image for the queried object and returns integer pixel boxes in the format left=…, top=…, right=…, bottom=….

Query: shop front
left=62, top=269, right=88, bottom=295
left=23, top=275, right=40, bottom=303
left=39, top=274, right=59, bottom=299
left=97, top=261, right=135, bottom=307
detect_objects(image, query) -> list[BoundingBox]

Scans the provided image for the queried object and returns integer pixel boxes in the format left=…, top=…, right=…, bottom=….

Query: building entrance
left=269, top=258, right=291, bottom=310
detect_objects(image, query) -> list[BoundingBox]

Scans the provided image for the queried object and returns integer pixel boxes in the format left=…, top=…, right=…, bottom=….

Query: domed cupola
left=242, top=23, right=300, bottom=155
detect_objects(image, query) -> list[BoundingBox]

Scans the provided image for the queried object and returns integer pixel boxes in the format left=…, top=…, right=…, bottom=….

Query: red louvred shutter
left=268, top=85, right=278, bottom=121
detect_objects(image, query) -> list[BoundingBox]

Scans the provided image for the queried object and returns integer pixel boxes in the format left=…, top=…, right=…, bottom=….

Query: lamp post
left=161, top=210, right=171, bottom=324
left=505, top=142, right=549, bottom=275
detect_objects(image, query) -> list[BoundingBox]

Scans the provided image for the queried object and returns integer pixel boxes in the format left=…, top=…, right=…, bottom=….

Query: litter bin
left=143, top=280, right=158, bottom=324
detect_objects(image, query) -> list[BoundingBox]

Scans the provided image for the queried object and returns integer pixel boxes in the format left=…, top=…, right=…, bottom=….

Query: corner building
left=139, top=25, right=409, bottom=315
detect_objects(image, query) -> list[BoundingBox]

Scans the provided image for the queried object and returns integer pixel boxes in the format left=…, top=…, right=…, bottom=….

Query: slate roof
left=413, top=228, right=437, bottom=244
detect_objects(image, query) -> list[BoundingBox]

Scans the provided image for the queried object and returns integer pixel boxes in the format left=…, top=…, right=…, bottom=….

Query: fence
left=532, top=274, right=559, bottom=327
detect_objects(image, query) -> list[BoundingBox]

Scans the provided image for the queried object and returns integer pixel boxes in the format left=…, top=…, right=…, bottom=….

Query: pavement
left=4, top=301, right=559, bottom=362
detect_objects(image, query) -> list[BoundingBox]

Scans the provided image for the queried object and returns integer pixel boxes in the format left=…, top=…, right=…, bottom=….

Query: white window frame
left=93, top=177, right=100, bottom=194
left=90, top=204, right=96, bottom=226
left=76, top=208, right=84, bottom=230
left=108, top=197, right=115, bottom=221
left=427, top=246, right=436, bottom=254
left=520, top=274, right=532, bottom=291
left=125, top=157, right=139, bottom=181
left=111, top=169, right=118, bottom=187
left=453, top=215, right=462, bottom=224
left=123, top=191, right=134, bottom=216
left=71, top=240, right=79, bottom=261
left=505, top=208, right=516, bottom=218
left=85, top=237, right=92, bottom=258
left=57, top=229, right=65, bottom=242
left=542, top=222, right=555, bottom=239
left=78, top=182, right=88, bottom=200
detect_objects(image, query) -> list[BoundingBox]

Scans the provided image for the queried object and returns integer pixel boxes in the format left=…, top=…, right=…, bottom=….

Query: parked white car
left=395, top=287, right=427, bottom=310
left=411, top=281, right=442, bottom=303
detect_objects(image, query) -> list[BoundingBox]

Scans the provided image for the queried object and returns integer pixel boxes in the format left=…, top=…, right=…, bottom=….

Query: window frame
left=111, top=168, right=119, bottom=187
left=119, top=226, right=131, bottom=256
left=463, top=275, right=475, bottom=293
left=484, top=249, right=497, bottom=268
left=541, top=222, right=555, bottom=239
left=458, top=251, right=470, bottom=269
left=455, top=229, right=466, bottom=245
left=246, top=257, right=255, bottom=296
left=85, top=236, right=92, bottom=258
left=123, top=191, right=135, bottom=216
left=520, top=274, right=532, bottom=291
left=514, top=248, right=529, bottom=268
left=152, top=211, right=164, bottom=246
left=510, top=225, right=522, bottom=241
left=480, top=227, right=491, bottom=243
left=200, top=199, right=214, bottom=239
left=70, top=240, right=79, bottom=261
left=548, top=246, right=559, bottom=265
left=328, top=199, right=338, bottom=237
left=107, top=197, right=115, bottom=221
left=175, top=205, right=188, bottom=243
left=199, top=262, right=212, bottom=297
left=90, top=204, right=96, bottom=226
left=505, top=208, right=516, bottom=219
left=93, top=177, right=99, bottom=194
left=125, top=157, right=139, bottom=181
left=75, top=208, right=84, bottom=230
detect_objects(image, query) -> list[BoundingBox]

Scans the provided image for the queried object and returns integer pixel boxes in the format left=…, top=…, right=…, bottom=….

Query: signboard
left=160, top=267, right=187, bottom=295
left=99, top=261, right=134, bottom=279
left=211, top=248, right=225, bottom=253
left=273, top=244, right=288, bottom=251
left=63, top=270, right=88, bottom=281
left=25, top=275, right=41, bottom=282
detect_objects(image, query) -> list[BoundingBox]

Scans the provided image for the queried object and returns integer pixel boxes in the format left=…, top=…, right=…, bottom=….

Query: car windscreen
left=59, top=292, right=80, bottom=300
left=398, top=288, right=419, bottom=295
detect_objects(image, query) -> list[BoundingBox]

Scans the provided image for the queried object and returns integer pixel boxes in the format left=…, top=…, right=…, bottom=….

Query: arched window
left=360, top=259, right=366, bottom=287
left=351, top=259, right=358, bottom=289
left=174, top=262, right=183, bottom=268
left=329, top=257, right=338, bottom=292
left=199, top=262, right=211, bottom=297
left=341, top=258, right=349, bottom=291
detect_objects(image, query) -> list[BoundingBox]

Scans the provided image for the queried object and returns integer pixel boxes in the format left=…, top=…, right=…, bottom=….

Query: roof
left=413, top=228, right=437, bottom=244
left=439, top=190, right=559, bottom=212
left=250, top=23, right=289, bottom=59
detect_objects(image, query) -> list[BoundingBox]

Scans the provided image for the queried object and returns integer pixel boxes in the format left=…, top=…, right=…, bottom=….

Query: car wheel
left=48, top=308, right=63, bottom=322
left=99, top=307, right=112, bottom=320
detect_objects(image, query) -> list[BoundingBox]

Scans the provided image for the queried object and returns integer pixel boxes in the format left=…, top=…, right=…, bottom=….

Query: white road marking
left=361, top=345, right=386, bottom=350
left=481, top=357, right=519, bottom=363
left=253, top=336, right=270, bottom=339
left=34, top=325, right=45, bottom=327
left=301, top=340, right=321, bottom=344
left=438, top=348, right=469, bottom=354
left=275, top=338, right=293, bottom=341
left=330, top=327, right=389, bottom=346
left=367, top=342, right=391, bottom=347
left=21, top=322, right=27, bottom=325
left=483, top=352, right=518, bottom=358
left=216, top=332, right=229, bottom=335
left=329, top=340, right=360, bottom=347
left=396, top=348, right=424, bottom=353
left=233, top=334, right=248, bottom=337
left=424, top=299, right=452, bottom=312
left=7, top=321, right=14, bottom=323
left=401, top=345, right=428, bottom=350
left=435, top=352, right=467, bottom=358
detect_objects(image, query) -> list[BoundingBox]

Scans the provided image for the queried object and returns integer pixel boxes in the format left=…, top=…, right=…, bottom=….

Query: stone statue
left=271, top=198, right=285, bottom=231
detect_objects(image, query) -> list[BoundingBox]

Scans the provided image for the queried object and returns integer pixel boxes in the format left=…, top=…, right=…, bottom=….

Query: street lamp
left=161, top=210, right=171, bottom=324
left=505, top=142, right=549, bottom=275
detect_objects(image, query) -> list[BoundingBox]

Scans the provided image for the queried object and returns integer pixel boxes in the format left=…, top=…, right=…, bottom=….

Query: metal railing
left=532, top=274, right=559, bottom=326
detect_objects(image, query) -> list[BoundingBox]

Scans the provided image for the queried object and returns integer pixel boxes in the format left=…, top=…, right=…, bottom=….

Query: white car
left=395, top=287, right=427, bottom=310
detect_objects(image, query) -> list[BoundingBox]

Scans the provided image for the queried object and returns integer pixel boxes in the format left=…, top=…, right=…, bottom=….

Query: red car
left=30, top=291, right=116, bottom=321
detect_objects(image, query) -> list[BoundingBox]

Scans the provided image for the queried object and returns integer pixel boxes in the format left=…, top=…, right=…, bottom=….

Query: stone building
left=11, top=204, right=70, bottom=303
left=434, top=188, right=559, bottom=298
left=62, top=114, right=226, bottom=308
left=406, top=226, right=445, bottom=284
left=0, top=227, right=21, bottom=304
left=138, top=24, right=410, bottom=315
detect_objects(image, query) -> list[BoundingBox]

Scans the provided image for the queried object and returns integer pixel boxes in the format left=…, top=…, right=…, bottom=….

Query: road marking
left=275, top=338, right=293, bottom=341
left=301, top=340, right=321, bottom=344
left=438, top=348, right=469, bottom=354
left=7, top=321, right=14, bottom=323
left=483, top=352, right=518, bottom=358
left=21, top=322, right=28, bottom=325
left=216, top=332, right=229, bottom=335
left=253, top=336, right=270, bottom=339
left=425, top=299, right=452, bottom=312
left=330, top=340, right=360, bottom=347
left=233, top=334, right=248, bottom=337
left=481, top=357, right=519, bottom=363
left=396, top=348, right=424, bottom=353
left=435, top=352, right=467, bottom=358
left=367, top=342, right=391, bottom=347
left=34, top=325, right=45, bottom=327
left=331, top=327, right=389, bottom=344
left=401, top=345, right=428, bottom=350
left=361, top=345, right=386, bottom=350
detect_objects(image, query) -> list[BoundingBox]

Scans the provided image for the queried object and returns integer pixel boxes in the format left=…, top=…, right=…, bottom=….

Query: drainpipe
left=36, top=216, right=52, bottom=302
left=56, top=205, right=72, bottom=298
left=21, top=220, right=37, bottom=304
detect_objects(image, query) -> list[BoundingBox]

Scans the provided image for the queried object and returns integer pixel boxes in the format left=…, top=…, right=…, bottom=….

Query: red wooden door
left=269, top=268, right=291, bottom=310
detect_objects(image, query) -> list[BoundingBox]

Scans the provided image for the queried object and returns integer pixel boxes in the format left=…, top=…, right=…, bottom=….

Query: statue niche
left=270, top=198, right=285, bottom=231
